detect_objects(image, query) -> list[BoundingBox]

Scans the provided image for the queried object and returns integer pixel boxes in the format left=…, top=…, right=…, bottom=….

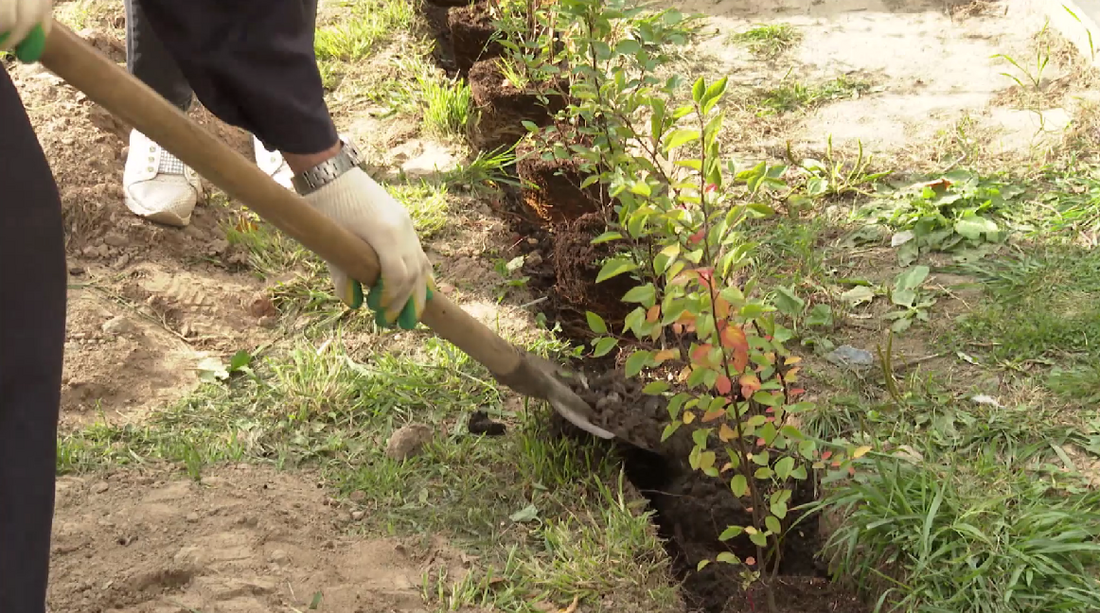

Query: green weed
left=729, top=23, right=802, bottom=59
left=314, top=0, right=414, bottom=61
left=758, top=75, right=870, bottom=114
left=823, top=458, right=1100, bottom=613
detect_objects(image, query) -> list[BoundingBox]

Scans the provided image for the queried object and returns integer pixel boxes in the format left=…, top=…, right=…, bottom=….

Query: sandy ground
left=49, top=464, right=466, bottom=613
left=12, top=0, right=1093, bottom=610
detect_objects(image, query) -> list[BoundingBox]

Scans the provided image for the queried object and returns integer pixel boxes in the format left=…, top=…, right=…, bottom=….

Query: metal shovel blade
left=493, top=351, right=616, bottom=439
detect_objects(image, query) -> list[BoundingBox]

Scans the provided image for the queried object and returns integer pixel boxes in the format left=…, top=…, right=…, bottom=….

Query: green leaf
left=631, top=180, right=652, bottom=197
left=954, top=214, right=998, bottom=240
left=625, top=350, right=652, bottom=377
left=765, top=515, right=782, bottom=535
left=718, top=525, right=744, bottom=541
left=228, top=350, right=252, bottom=372
left=596, top=257, right=638, bottom=283
left=697, top=559, right=710, bottom=571
left=643, top=381, right=670, bottom=395
left=749, top=531, right=769, bottom=548
left=622, top=283, right=657, bottom=306
left=716, top=552, right=740, bottom=565
left=509, top=504, right=539, bottom=523
left=771, top=500, right=788, bottom=519
left=775, top=456, right=795, bottom=479
left=895, top=265, right=930, bottom=291
left=664, top=129, right=700, bottom=151
left=586, top=311, right=607, bottom=334
left=730, top=474, right=748, bottom=497
left=615, top=39, right=641, bottom=55
left=773, top=286, right=805, bottom=317
left=790, top=465, right=808, bottom=480
left=692, top=76, right=706, bottom=103
left=592, top=231, right=623, bottom=244
left=592, top=337, right=618, bottom=357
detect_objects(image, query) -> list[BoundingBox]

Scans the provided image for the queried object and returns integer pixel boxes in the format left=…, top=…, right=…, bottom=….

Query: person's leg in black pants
left=122, top=0, right=293, bottom=228
left=0, top=68, right=68, bottom=613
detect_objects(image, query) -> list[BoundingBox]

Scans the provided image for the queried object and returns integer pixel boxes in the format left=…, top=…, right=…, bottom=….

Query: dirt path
left=672, top=0, right=1073, bottom=170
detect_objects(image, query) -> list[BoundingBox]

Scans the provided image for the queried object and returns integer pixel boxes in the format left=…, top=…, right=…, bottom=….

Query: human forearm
left=134, top=0, right=338, bottom=155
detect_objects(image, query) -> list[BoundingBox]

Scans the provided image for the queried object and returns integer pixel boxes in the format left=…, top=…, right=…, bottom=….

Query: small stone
left=91, top=482, right=109, bottom=494
left=102, top=233, right=127, bottom=248
left=69, top=266, right=85, bottom=275
left=207, top=238, right=230, bottom=255
left=101, top=316, right=136, bottom=336
left=268, top=549, right=290, bottom=564
left=257, top=315, right=278, bottom=329
left=526, top=252, right=543, bottom=267
left=595, top=392, right=621, bottom=411
left=248, top=293, right=277, bottom=318
left=351, top=510, right=365, bottom=521
left=385, top=424, right=434, bottom=461
left=185, top=512, right=200, bottom=523
left=825, top=345, right=874, bottom=369
left=349, top=490, right=366, bottom=503
left=526, top=237, right=538, bottom=245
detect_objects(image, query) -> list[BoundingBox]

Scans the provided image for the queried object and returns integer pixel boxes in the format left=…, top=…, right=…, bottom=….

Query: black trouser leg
left=124, top=0, right=194, bottom=112
left=0, top=69, right=67, bottom=613
left=137, top=0, right=337, bottom=154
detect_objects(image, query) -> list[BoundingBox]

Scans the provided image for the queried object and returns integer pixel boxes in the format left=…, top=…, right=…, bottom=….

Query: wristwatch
left=291, top=137, right=364, bottom=196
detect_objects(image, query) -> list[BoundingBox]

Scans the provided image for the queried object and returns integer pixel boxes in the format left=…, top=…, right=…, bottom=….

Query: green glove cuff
left=362, top=278, right=434, bottom=330
left=0, top=24, right=47, bottom=63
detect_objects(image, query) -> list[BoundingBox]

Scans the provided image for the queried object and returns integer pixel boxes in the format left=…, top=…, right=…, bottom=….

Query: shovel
left=25, top=21, right=622, bottom=442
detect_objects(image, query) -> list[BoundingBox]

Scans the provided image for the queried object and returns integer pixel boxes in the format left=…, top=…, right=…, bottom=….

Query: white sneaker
left=123, top=129, right=202, bottom=227
left=253, top=135, right=294, bottom=190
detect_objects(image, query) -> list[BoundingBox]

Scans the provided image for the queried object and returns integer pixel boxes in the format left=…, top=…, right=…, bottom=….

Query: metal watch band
left=291, top=138, right=364, bottom=196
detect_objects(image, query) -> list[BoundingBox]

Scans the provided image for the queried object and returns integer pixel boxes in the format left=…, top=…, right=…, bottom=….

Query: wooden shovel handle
left=37, top=21, right=527, bottom=380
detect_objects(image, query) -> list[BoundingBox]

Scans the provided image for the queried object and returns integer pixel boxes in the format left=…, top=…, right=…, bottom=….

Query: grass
left=729, top=23, right=803, bottom=59
left=758, top=74, right=871, bottom=114
left=313, top=0, right=415, bottom=61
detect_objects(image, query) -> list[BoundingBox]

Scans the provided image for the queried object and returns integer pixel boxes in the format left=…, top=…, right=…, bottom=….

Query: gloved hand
left=0, top=0, right=51, bottom=62
left=304, top=166, right=436, bottom=330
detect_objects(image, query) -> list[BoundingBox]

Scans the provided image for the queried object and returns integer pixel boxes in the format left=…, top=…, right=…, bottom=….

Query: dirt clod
left=468, top=410, right=507, bottom=436
left=386, top=423, right=435, bottom=460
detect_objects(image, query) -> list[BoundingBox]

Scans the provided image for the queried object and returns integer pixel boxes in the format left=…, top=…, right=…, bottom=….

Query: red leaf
left=739, top=373, right=761, bottom=398
left=789, top=388, right=805, bottom=397
left=691, top=344, right=713, bottom=365
left=756, top=438, right=766, bottom=447
left=715, top=375, right=732, bottom=395
left=721, top=325, right=750, bottom=373
left=821, top=451, right=833, bottom=460
left=688, top=229, right=705, bottom=245
left=646, top=305, right=660, bottom=322
left=702, top=409, right=725, bottom=422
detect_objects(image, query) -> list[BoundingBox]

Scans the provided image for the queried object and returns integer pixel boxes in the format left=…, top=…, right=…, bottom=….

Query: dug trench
left=420, top=3, right=867, bottom=610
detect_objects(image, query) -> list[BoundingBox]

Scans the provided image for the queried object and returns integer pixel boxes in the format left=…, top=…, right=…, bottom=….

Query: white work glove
left=0, top=0, right=51, bottom=60
left=304, top=166, right=436, bottom=330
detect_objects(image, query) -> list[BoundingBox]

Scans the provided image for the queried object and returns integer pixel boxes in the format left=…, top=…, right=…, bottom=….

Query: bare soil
left=468, top=57, right=565, bottom=153
left=448, top=3, right=500, bottom=73
left=49, top=463, right=467, bottom=613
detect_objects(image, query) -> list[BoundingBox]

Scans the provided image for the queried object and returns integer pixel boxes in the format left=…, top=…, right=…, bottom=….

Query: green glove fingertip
left=16, top=25, right=46, bottom=63
left=1, top=24, right=48, bottom=63
left=347, top=279, right=364, bottom=310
